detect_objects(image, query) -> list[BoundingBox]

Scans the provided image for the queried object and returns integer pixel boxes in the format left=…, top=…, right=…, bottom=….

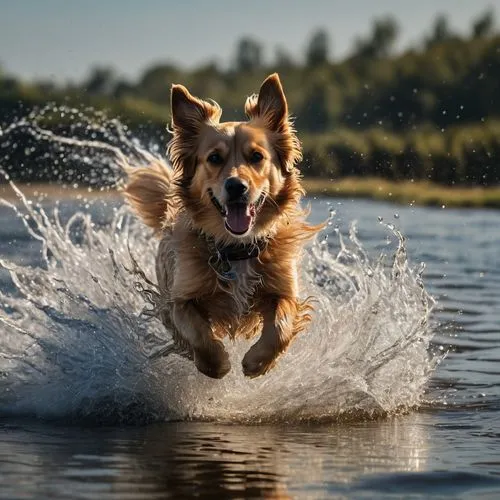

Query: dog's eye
left=207, top=152, right=224, bottom=166
left=250, top=151, right=264, bottom=164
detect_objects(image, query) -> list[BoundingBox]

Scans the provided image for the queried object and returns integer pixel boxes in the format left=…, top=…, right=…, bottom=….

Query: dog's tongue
left=226, top=204, right=252, bottom=234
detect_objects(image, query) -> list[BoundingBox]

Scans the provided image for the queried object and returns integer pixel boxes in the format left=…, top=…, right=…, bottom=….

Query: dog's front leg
left=242, top=296, right=300, bottom=378
left=172, top=300, right=231, bottom=379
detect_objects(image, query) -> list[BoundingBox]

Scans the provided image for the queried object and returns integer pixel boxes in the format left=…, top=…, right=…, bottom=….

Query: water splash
left=0, top=103, right=159, bottom=187
left=0, top=107, right=440, bottom=423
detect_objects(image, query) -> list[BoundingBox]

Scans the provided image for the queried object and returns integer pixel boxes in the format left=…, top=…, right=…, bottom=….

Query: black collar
left=205, top=234, right=267, bottom=261
left=201, top=232, right=267, bottom=281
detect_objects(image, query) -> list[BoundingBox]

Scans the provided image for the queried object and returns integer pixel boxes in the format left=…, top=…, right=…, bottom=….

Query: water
left=0, top=110, right=499, bottom=498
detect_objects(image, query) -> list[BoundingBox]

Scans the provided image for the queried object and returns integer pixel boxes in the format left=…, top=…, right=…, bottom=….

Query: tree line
left=0, top=9, right=499, bottom=186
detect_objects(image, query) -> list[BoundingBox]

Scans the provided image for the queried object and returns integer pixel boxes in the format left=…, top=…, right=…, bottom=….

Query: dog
left=124, top=73, right=322, bottom=379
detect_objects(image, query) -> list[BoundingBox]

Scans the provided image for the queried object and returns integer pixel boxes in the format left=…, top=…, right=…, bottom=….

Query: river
left=0, top=194, right=498, bottom=499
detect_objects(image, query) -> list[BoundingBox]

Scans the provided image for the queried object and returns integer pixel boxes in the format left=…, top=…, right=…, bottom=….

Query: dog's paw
left=194, top=341, right=231, bottom=379
left=242, top=342, right=278, bottom=378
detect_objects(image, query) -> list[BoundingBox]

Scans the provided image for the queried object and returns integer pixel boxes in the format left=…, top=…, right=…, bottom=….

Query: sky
left=0, top=0, right=497, bottom=84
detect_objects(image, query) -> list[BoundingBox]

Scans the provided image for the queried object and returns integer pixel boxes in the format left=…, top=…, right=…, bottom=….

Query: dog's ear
left=246, top=73, right=288, bottom=132
left=169, top=85, right=221, bottom=180
left=171, top=84, right=221, bottom=132
left=245, top=74, right=301, bottom=173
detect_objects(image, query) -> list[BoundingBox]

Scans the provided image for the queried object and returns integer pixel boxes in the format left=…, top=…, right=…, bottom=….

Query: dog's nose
left=224, top=177, right=248, bottom=201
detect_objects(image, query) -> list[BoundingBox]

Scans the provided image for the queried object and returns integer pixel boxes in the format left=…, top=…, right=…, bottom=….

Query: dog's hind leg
left=172, top=300, right=231, bottom=379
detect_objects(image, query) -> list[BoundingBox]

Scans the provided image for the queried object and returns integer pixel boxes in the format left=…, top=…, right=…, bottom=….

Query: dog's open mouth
left=207, top=188, right=266, bottom=236
left=224, top=203, right=257, bottom=235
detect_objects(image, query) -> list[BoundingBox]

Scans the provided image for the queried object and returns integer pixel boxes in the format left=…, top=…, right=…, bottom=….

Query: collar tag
left=208, top=253, right=237, bottom=281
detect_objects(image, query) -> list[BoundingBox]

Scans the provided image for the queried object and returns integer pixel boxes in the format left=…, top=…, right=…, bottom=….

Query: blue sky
left=0, top=0, right=497, bottom=83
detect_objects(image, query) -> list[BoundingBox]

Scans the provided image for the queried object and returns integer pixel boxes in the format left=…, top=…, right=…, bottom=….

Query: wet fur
left=124, top=73, right=323, bottom=379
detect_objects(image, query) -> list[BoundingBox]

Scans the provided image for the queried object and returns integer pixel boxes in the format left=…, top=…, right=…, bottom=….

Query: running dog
left=124, top=73, right=322, bottom=379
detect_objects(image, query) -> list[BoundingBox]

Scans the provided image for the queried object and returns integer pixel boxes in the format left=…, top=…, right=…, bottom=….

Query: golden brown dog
left=124, top=73, right=322, bottom=379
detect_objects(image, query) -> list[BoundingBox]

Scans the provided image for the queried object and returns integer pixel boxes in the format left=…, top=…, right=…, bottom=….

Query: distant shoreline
left=1, top=178, right=500, bottom=209
left=0, top=183, right=123, bottom=202
left=302, top=177, right=500, bottom=208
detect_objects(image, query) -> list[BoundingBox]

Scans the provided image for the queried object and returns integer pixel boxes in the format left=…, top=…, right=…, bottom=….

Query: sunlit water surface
left=0, top=109, right=498, bottom=498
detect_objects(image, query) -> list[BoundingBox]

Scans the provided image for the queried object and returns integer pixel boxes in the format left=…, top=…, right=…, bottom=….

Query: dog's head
left=168, top=73, right=302, bottom=241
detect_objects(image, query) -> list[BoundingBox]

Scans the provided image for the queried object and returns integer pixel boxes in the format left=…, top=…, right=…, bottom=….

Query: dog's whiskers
left=262, top=189, right=293, bottom=226
left=262, top=190, right=281, bottom=214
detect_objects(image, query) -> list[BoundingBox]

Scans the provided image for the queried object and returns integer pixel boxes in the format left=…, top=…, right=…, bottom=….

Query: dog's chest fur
left=222, top=260, right=262, bottom=316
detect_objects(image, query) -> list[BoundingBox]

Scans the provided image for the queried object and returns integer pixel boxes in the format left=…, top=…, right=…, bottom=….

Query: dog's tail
left=122, top=159, right=176, bottom=234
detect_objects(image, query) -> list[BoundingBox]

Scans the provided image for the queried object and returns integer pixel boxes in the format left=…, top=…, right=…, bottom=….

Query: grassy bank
left=0, top=183, right=121, bottom=202
left=2, top=178, right=500, bottom=208
left=302, top=177, right=500, bottom=208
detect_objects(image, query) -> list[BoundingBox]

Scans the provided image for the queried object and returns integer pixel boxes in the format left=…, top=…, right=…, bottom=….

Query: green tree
left=138, top=64, right=182, bottom=103
left=297, top=83, right=330, bottom=132
left=84, top=66, right=116, bottom=95
left=372, top=17, right=399, bottom=58
left=472, top=9, right=495, bottom=38
left=234, top=37, right=263, bottom=72
left=425, top=14, right=456, bottom=47
left=113, top=79, right=135, bottom=99
left=274, top=46, right=295, bottom=69
left=305, top=29, right=330, bottom=66
left=353, top=16, right=399, bottom=59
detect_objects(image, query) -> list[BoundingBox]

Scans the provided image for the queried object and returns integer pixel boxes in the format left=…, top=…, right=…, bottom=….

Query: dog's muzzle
left=207, top=188, right=266, bottom=236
